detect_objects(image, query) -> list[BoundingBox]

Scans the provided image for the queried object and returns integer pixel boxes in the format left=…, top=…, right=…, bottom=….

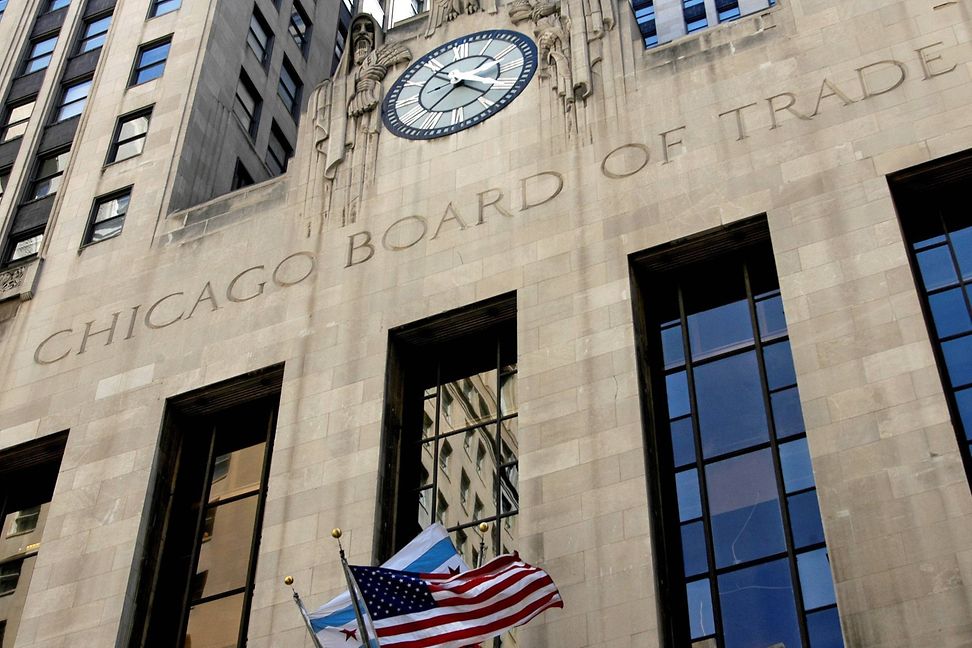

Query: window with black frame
left=126, top=368, right=282, bottom=648
left=633, top=223, right=844, bottom=648
left=382, top=296, right=518, bottom=571
left=891, top=159, right=972, bottom=483
left=77, top=13, right=111, bottom=54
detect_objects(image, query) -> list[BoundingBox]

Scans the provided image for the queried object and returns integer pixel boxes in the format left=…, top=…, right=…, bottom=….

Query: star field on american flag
left=350, top=566, right=436, bottom=620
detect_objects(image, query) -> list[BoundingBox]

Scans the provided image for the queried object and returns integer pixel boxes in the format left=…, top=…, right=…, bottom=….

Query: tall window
left=265, top=121, right=292, bottom=176
left=126, top=368, right=282, bottom=648
left=55, top=78, right=92, bottom=122
left=22, top=35, right=58, bottom=75
left=107, top=109, right=151, bottom=163
left=715, top=0, right=740, bottom=21
left=682, top=0, right=707, bottom=32
left=892, top=157, right=972, bottom=481
left=77, top=13, right=112, bottom=54
left=288, top=3, right=310, bottom=57
left=332, top=0, right=352, bottom=73
left=233, top=73, right=261, bottom=137
left=46, top=0, right=69, bottom=11
left=0, top=170, right=8, bottom=203
left=0, top=0, right=7, bottom=20
left=0, top=433, right=67, bottom=644
left=246, top=10, right=272, bottom=65
left=84, top=187, right=130, bottom=244
left=148, top=0, right=180, bottom=17
left=6, top=229, right=44, bottom=263
left=277, top=57, right=301, bottom=118
left=29, top=148, right=70, bottom=200
left=380, top=295, right=518, bottom=573
left=1, top=100, right=35, bottom=142
left=130, top=38, right=171, bottom=85
left=231, top=159, right=254, bottom=190
left=632, top=0, right=658, bottom=46
left=632, top=222, right=843, bottom=648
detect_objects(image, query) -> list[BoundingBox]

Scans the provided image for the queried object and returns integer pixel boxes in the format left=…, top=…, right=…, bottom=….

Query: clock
left=382, top=29, right=538, bottom=140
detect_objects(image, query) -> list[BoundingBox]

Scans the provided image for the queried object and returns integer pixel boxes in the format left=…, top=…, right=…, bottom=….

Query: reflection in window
left=55, top=78, right=92, bottom=122
left=895, top=178, right=972, bottom=479
left=30, top=149, right=70, bottom=200
left=84, top=188, right=130, bottom=244
left=8, top=506, right=40, bottom=536
left=0, top=561, right=21, bottom=595
left=130, top=38, right=171, bottom=85
left=108, top=110, right=151, bottom=163
left=233, top=73, right=261, bottom=138
left=288, top=3, right=311, bottom=56
left=636, top=232, right=842, bottom=647
left=2, top=100, right=35, bottom=142
left=22, top=36, right=57, bottom=75
left=149, top=0, right=179, bottom=17
left=77, top=14, right=112, bottom=53
left=7, top=230, right=44, bottom=263
left=247, top=10, right=272, bottom=65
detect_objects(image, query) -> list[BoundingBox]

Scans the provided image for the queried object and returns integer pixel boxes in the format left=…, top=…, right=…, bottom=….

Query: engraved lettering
left=916, top=42, right=956, bottom=79
left=144, top=292, right=185, bottom=329
left=382, top=216, right=428, bottom=251
left=273, top=253, right=316, bottom=287
left=346, top=231, right=375, bottom=267
left=432, top=202, right=469, bottom=239
left=601, top=143, right=650, bottom=179
left=718, top=102, right=758, bottom=141
left=766, top=92, right=812, bottom=130
left=520, top=171, right=564, bottom=211
left=186, top=282, right=220, bottom=320
left=124, top=305, right=140, bottom=341
left=34, top=329, right=73, bottom=365
left=78, top=312, right=121, bottom=355
left=810, top=78, right=856, bottom=117
left=660, top=126, right=687, bottom=164
left=227, top=265, right=266, bottom=302
left=477, top=188, right=513, bottom=224
left=856, top=60, right=907, bottom=99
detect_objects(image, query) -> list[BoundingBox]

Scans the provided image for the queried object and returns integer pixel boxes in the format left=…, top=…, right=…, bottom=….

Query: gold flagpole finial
left=284, top=575, right=295, bottom=586
left=478, top=522, right=489, bottom=533
left=331, top=528, right=343, bottom=539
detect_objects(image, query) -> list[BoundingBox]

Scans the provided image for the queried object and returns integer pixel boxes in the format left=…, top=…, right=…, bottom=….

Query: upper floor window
left=0, top=0, right=8, bottom=19
left=632, top=0, right=657, bottom=46
left=84, top=187, right=130, bottom=244
left=288, top=3, right=310, bottom=56
left=1, top=100, right=35, bottom=142
left=683, top=0, right=707, bottom=32
left=149, top=0, right=180, bottom=18
left=7, top=230, right=44, bottom=263
left=0, top=170, right=9, bottom=203
left=231, top=159, right=254, bottom=190
left=130, top=38, right=171, bottom=86
left=265, top=121, right=292, bottom=176
left=107, top=109, right=151, bottom=163
left=77, top=13, right=112, bottom=54
left=379, top=295, right=518, bottom=577
left=0, top=561, right=21, bottom=595
left=7, top=506, right=40, bottom=536
left=22, top=35, right=58, bottom=75
left=247, top=9, right=272, bottom=66
left=55, top=77, right=92, bottom=122
left=233, top=72, right=261, bottom=137
left=29, top=148, right=70, bottom=200
left=715, top=0, right=740, bottom=21
left=46, top=0, right=69, bottom=12
left=632, top=222, right=843, bottom=648
left=277, top=57, right=301, bottom=117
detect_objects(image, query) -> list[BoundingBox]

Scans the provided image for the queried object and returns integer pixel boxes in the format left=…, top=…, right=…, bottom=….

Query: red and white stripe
left=371, top=554, right=563, bottom=648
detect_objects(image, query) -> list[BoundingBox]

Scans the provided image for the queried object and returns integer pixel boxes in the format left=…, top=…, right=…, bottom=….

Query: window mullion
left=676, top=285, right=725, bottom=647
left=742, top=261, right=811, bottom=648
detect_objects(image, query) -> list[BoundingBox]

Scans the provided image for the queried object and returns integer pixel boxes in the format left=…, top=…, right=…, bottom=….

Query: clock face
left=382, top=29, right=538, bottom=140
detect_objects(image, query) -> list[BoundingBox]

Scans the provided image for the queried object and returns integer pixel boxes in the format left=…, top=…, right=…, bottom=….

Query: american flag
left=348, top=553, right=563, bottom=648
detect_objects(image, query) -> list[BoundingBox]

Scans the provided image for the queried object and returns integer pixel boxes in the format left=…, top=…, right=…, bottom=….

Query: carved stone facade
left=1, top=1, right=972, bottom=647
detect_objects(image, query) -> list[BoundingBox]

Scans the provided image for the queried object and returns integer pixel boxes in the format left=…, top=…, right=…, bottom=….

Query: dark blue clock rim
left=381, top=29, right=538, bottom=141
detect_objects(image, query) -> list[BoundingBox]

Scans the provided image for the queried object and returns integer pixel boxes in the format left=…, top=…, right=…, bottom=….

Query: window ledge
left=643, top=5, right=780, bottom=66
left=0, top=257, right=42, bottom=302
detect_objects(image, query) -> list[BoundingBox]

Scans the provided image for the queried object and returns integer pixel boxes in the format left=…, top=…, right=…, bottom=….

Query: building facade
left=0, top=0, right=971, bottom=646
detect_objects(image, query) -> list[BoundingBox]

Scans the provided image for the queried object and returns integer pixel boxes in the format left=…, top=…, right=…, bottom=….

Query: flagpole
left=477, top=522, right=489, bottom=568
left=332, top=527, right=380, bottom=648
left=284, top=575, right=326, bottom=648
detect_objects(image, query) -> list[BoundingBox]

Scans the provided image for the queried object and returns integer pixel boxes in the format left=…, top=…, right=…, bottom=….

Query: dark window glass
left=0, top=561, right=21, bottom=595
left=85, top=188, right=130, bottom=244
left=22, top=36, right=58, bottom=75
left=7, top=506, right=40, bottom=536
left=108, top=109, right=151, bottom=163
left=247, top=10, right=272, bottom=65
left=634, top=231, right=843, bottom=647
left=127, top=371, right=281, bottom=648
left=78, top=14, right=111, bottom=53
left=265, top=122, right=292, bottom=176
left=715, top=0, right=740, bottom=21
left=149, top=0, right=180, bottom=17
left=233, top=73, right=261, bottom=137
left=632, top=0, right=657, bottom=47
left=47, top=0, right=69, bottom=10
left=131, top=39, right=170, bottom=85
left=2, top=100, right=35, bottom=142
left=382, top=298, right=517, bottom=584
left=56, top=78, right=92, bottom=122
left=0, top=170, right=8, bottom=203
left=288, top=3, right=310, bottom=56
left=232, top=160, right=254, bottom=190
left=683, top=0, right=707, bottom=32
left=332, top=1, right=352, bottom=73
left=30, top=149, right=70, bottom=200
left=277, top=58, right=301, bottom=117
left=895, top=182, right=972, bottom=477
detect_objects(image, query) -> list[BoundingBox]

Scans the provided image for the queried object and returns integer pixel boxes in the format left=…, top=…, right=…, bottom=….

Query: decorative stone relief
left=425, top=0, right=500, bottom=38
left=512, top=0, right=616, bottom=136
left=314, top=14, right=411, bottom=226
left=0, top=259, right=41, bottom=302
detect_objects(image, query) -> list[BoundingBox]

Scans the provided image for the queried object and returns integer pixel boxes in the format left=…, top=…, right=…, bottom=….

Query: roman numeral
left=500, top=59, right=522, bottom=74
left=477, top=97, right=495, bottom=108
left=493, top=78, right=517, bottom=89
left=401, top=105, right=427, bottom=125
left=451, top=106, right=464, bottom=124
left=452, top=43, right=469, bottom=61
left=478, top=39, right=494, bottom=55
left=421, top=112, right=442, bottom=129
left=424, top=59, right=444, bottom=72
left=405, top=80, right=424, bottom=87
left=396, top=95, right=420, bottom=109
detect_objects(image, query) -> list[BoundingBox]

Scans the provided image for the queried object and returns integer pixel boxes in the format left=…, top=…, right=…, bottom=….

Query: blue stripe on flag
left=310, top=537, right=458, bottom=633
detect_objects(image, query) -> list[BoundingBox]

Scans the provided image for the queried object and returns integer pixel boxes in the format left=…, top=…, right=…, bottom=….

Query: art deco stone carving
left=425, top=0, right=500, bottom=38
left=314, top=14, right=411, bottom=226
left=0, top=266, right=25, bottom=293
left=0, top=259, right=41, bottom=302
left=513, top=0, right=616, bottom=135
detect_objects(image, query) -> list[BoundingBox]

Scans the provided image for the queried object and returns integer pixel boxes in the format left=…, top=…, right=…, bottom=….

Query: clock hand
left=452, top=72, right=497, bottom=85
left=466, top=59, right=499, bottom=76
